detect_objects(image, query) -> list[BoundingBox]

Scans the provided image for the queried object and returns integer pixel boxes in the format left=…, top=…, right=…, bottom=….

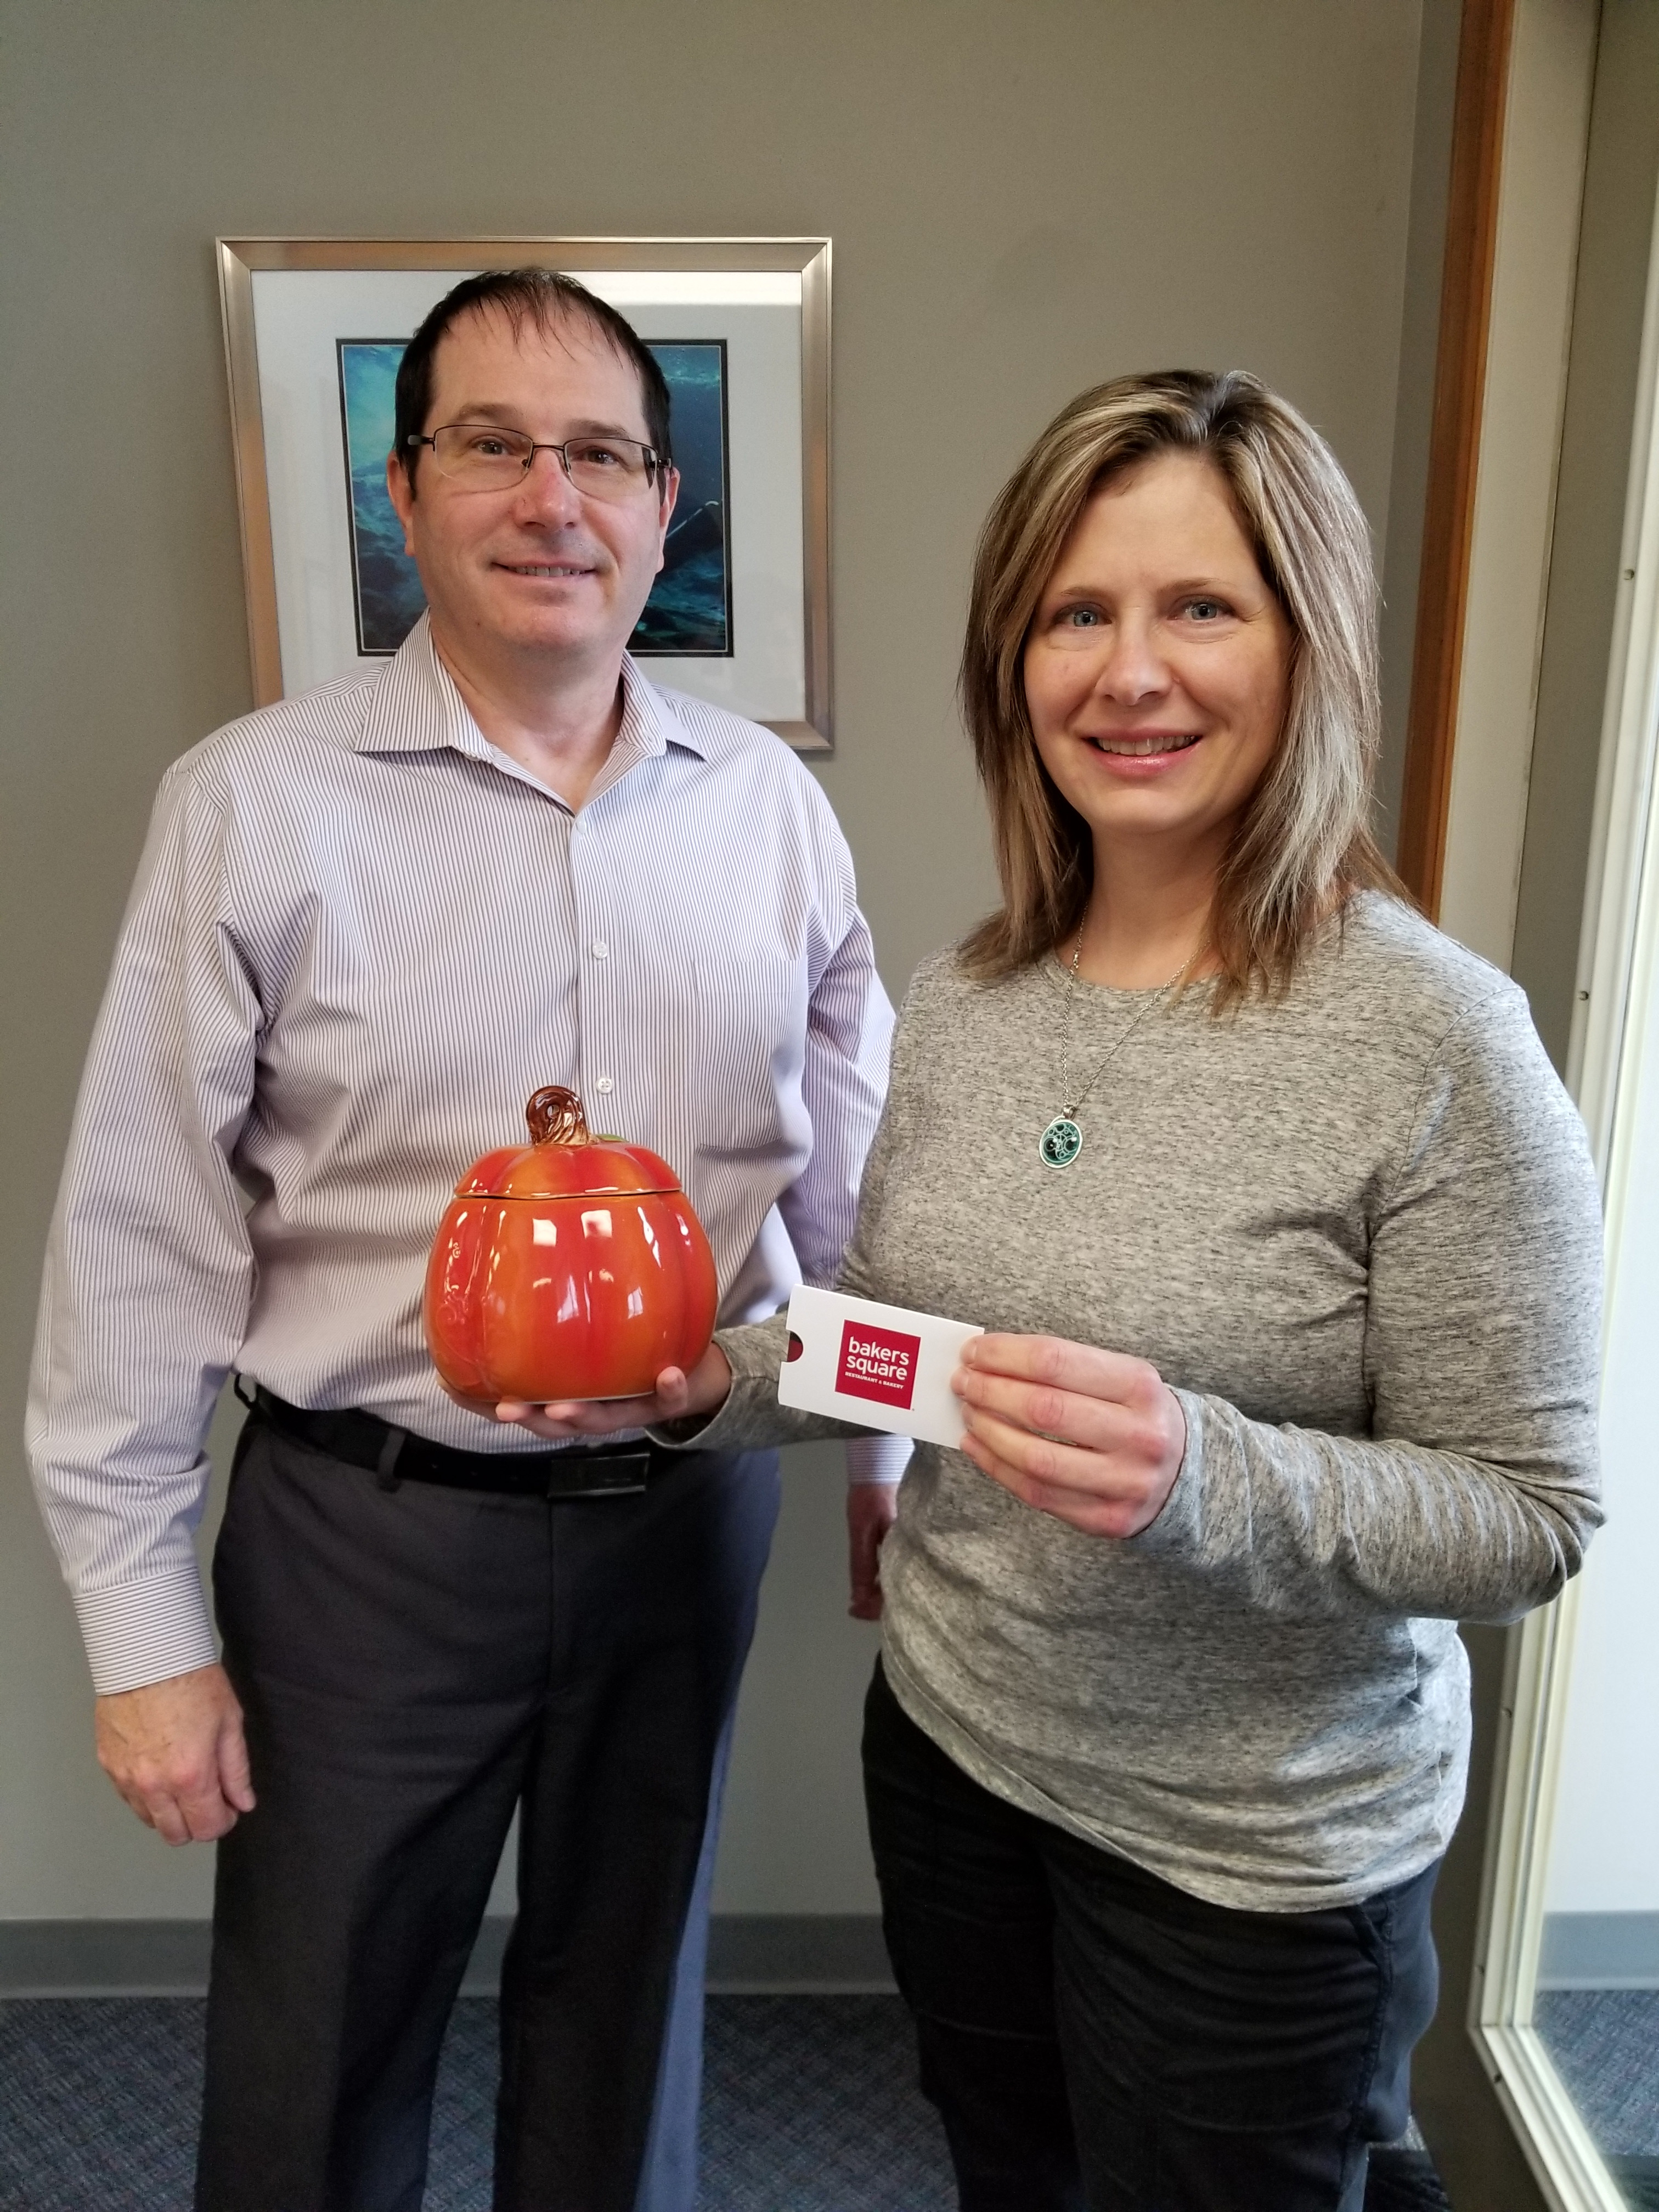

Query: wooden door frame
left=1395, top=0, right=1519, bottom=917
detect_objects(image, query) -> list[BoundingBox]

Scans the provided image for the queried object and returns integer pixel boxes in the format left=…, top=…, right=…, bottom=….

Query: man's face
left=387, top=306, right=678, bottom=669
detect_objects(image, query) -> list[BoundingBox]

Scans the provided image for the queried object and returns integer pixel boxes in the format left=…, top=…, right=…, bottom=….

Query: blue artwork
left=337, top=342, right=425, bottom=656
left=629, top=341, right=731, bottom=657
left=336, top=336, right=732, bottom=659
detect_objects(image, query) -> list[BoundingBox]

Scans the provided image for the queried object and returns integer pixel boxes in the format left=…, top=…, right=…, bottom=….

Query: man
left=28, top=269, right=904, bottom=2212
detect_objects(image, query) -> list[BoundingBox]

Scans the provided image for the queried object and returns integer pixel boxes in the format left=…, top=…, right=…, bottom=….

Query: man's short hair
left=392, top=268, right=674, bottom=489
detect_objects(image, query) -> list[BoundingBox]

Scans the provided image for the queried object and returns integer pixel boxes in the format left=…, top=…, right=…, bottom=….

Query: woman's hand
left=444, top=1341, right=735, bottom=1443
left=952, top=1334, right=1186, bottom=1538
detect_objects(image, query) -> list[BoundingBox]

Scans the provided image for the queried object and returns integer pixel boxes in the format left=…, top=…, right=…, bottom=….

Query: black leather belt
left=246, top=1384, right=659, bottom=1498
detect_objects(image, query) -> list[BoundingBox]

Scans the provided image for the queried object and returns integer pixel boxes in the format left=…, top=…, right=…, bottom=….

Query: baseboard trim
left=0, top=1914, right=894, bottom=2000
left=704, top=1912, right=893, bottom=1994
left=0, top=1918, right=212, bottom=1998
left=1538, top=1910, right=1659, bottom=1989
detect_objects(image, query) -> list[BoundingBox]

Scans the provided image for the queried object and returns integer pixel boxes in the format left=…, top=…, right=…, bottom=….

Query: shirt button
left=595, top=1075, right=615, bottom=1094
left=591, top=941, right=609, bottom=958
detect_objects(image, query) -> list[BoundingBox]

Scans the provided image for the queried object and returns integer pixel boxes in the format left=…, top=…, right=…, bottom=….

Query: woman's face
left=1023, top=452, right=1293, bottom=876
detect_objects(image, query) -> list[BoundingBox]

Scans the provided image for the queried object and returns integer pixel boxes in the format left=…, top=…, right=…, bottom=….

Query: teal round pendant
left=1039, top=1115, right=1083, bottom=1169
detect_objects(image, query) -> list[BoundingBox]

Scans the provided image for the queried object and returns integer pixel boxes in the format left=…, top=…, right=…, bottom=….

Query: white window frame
left=1468, top=166, right=1659, bottom=2212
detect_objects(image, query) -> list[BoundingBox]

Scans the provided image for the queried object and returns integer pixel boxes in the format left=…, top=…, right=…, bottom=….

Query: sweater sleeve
left=1136, top=985, right=1604, bottom=1621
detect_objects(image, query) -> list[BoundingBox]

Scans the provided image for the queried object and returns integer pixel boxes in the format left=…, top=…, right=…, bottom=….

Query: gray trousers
left=195, top=1415, right=780, bottom=2212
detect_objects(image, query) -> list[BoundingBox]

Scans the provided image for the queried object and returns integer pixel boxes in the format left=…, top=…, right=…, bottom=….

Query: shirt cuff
left=1127, top=1388, right=1204, bottom=1559
left=74, top=1565, right=220, bottom=1697
left=847, top=1435, right=912, bottom=1485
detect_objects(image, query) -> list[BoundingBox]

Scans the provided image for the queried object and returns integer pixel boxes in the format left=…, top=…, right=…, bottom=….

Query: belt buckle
left=548, top=1449, right=652, bottom=1499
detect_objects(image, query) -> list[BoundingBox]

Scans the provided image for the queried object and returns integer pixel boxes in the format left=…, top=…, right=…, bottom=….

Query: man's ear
left=386, top=449, right=417, bottom=555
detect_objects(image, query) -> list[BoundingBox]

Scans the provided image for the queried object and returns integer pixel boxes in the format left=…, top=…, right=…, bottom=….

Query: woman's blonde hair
left=958, top=369, right=1406, bottom=1004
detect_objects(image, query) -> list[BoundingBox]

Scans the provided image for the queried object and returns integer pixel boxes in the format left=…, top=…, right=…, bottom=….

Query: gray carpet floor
left=1536, top=1989, right=1659, bottom=2209
left=0, top=1993, right=1448, bottom=2210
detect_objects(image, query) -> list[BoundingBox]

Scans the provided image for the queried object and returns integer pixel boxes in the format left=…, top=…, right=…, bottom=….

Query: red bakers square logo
left=837, top=1319, right=921, bottom=1410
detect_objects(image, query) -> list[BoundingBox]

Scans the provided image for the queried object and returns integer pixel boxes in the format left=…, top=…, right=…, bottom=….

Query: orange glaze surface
left=424, top=1087, right=718, bottom=1402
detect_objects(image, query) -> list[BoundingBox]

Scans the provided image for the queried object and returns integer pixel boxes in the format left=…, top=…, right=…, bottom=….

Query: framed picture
left=216, top=237, right=833, bottom=750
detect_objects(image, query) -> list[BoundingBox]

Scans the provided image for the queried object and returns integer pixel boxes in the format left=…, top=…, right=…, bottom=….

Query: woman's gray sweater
left=692, top=894, right=1604, bottom=1910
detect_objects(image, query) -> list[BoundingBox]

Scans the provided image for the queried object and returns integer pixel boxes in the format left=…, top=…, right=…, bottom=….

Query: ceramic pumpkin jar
left=424, top=1086, right=718, bottom=1403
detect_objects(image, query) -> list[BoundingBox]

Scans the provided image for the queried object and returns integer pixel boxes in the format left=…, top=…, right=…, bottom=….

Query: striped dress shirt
left=29, top=617, right=905, bottom=1696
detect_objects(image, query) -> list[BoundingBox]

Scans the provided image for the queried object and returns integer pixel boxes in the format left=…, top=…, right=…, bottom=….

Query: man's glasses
left=406, top=425, right=663, bottom=502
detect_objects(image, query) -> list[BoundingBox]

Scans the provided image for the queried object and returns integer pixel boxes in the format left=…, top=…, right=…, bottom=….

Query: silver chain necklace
left=1038, top=932, right=1196, bottom=1170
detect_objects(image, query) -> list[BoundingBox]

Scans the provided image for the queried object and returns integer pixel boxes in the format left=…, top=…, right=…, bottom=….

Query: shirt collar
left=352, top=613, right=708, bottom=770
left=615, top=653, right=709, bottom=764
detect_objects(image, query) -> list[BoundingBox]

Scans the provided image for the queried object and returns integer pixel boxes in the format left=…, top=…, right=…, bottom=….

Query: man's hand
left=95, top=1662, right=255, bottom=1846
left=460, top=1340, right=735, bottom=1443
left=952, top=1333, right=1187, bottom=1539
left=847, top=1482, right=898, bottom=1621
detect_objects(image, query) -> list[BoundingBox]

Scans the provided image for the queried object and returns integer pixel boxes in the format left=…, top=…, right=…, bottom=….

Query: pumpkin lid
left=454, top=1087, right=684, bottom=1200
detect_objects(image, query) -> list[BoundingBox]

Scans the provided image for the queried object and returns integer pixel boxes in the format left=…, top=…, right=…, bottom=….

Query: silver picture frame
left=216, top=235, right=833, bottom=751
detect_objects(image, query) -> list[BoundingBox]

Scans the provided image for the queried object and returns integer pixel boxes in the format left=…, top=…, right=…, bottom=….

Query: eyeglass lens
left=427, top=425, right=654, bottom=500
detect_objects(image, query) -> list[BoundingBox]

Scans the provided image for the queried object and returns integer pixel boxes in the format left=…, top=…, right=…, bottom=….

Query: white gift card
left=776, top=1285, right=983, bottom=1448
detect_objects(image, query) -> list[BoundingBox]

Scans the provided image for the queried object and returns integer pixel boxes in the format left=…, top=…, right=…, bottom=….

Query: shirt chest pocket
left=696, top=948, right=806, bottom=1115
left=653, top=950, right=807, bottom=1174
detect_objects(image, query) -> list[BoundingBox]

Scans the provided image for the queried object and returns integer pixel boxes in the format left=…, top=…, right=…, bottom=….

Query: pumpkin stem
left=526, top=1086, right=590, bottom=1147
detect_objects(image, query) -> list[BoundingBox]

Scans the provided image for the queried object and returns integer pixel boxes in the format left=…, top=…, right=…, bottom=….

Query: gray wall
left=1, top=0, right=1431, bottom=1923
left=1376, top=0, right=1463, bottom=851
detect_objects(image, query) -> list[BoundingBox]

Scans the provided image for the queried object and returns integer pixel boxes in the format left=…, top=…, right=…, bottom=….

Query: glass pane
left=1536, top=863, right=1659, bottom=2206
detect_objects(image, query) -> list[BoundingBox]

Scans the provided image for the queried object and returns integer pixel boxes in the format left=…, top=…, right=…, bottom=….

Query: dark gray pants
left=195, top=1416, right=780, bottom=2212
left=864, top=1662, right=1441, bottom=2212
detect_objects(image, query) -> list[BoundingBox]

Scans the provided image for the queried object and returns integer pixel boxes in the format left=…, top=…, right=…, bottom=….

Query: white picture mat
left=248, top=267, right=805, bottom=720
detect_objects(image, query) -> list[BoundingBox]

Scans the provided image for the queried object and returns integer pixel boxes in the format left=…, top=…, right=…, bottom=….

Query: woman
left=505, top=371, right=1604, bottom=2210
